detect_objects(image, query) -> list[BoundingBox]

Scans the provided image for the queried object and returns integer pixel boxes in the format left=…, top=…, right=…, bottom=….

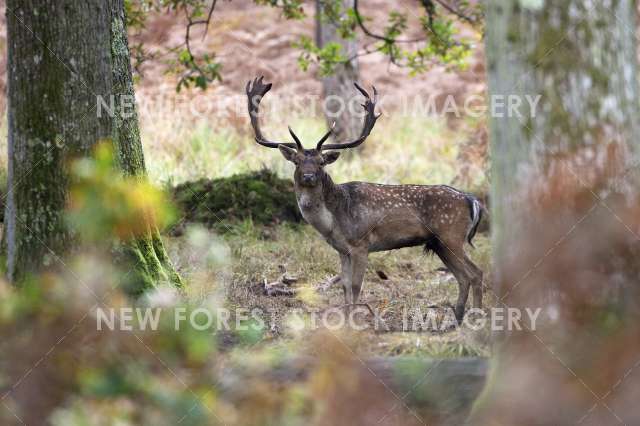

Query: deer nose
left=302, top=173, right=316, bottom=183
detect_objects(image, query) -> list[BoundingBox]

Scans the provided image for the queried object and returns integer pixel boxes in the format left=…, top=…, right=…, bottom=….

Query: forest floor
left=165, top=222, right=495, bottom=358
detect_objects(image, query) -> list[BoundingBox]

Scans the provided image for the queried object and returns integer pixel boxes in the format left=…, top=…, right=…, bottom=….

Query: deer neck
left=295, top=173, right=340, bottom=234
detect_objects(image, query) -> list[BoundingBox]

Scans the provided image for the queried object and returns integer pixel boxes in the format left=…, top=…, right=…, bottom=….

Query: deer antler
left=314, top=122, right=336, bottom=150
left=317, top=82, right=381, bottom=151
left=246, top=76, right=302, bottom=150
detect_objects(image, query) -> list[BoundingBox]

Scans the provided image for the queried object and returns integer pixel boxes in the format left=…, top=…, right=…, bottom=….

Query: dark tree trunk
left=471, top=0, right=640, bottom=424
left=316, top=0, right=361, bottom=145
left=5, top=0, right=181, bottom=289
left=6, top=1, right=113, bottom=281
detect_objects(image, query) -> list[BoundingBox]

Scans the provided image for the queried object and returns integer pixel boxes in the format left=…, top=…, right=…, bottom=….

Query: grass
left=165, top=220, right=494, bottom=358
left=0, top=97, right=487, bottom=192
left=141, top=112, right=487, bottom=190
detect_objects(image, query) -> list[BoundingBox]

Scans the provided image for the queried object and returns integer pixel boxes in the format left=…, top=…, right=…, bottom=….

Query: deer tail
left=465, top=195, right=483, bottom=248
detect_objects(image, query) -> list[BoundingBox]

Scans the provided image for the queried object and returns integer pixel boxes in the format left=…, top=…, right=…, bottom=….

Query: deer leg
left=435, top=245, right=473, bottom=324
left=465, top=255, right=483, bottom=309
left=350, top=251, right=368, bottom=303
left=343, top=250, right=377, bottom=315
left=340, top=253, right=353, bottom=305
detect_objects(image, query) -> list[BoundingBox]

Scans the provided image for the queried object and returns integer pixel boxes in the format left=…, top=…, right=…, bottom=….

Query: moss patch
left=171, top=169, right=301, bottom=230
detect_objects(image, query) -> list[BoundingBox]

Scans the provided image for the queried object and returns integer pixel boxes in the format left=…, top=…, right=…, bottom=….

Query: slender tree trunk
left=316, top=0, right=361, bottom=144
left=471, top=0, right=640, bottom=424
left=5, top=0, right=181, bottom=290
left=109, top=0, right=182, bottom=291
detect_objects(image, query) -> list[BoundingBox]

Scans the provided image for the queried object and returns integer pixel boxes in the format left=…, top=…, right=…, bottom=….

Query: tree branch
left=181, top=0, right=219, bottom=83
left=433, top=0, right=478, bottom=25
left=352, top=0, right=427, bottom=44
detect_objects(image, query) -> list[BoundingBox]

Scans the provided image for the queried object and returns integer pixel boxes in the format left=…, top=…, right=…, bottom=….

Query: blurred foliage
left=0, top=265, right=223, bottom=425
left=294, top=37, right=348, bottom=76
left=299, top=0, right=478, bottom=75
left=125, top=0, right=223, bottom=90
left=253, top=0, right=306, bottom=19
left=68, top=142, right=176, bottom=242
left=124, top=0, right=483, bottom=90
left=124, top=0, right=307, bottom=90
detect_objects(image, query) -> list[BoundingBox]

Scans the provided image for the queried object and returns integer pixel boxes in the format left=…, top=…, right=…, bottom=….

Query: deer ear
left=322, top=151, right=340, bottom=165
left=278, top=145, right=298, bottom=163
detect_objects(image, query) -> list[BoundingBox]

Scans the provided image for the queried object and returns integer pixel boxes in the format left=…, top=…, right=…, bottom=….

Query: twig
left=433, top=0, right=478, bottom=25
left=182, top=0, right=219, bottom=79
left=352, top=0, right=426, bottom=44
left=263, top=272, right=299, bottom=296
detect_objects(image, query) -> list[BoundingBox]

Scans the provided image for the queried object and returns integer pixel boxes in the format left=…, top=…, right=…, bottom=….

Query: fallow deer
left=246, top=76, right=484, bottom=322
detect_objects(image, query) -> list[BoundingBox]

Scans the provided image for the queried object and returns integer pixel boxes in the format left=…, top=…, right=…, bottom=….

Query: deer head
left=246, top=76, right=380, bottom=188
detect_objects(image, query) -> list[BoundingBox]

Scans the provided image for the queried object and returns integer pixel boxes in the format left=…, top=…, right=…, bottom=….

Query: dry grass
left=165, top=221, right=494, bottom=358
left=141, top=111, right=487, bottom=190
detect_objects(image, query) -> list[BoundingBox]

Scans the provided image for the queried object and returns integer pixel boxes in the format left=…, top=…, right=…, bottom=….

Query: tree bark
left=316, top=0, right=361, bottom=145
left=108, top=0, right=182, bottom=292
left=5, top=0, right=181, bottom=290
left=6, top=1, right=113, bottom=281
left=472, top=0, right=640, bottom=424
